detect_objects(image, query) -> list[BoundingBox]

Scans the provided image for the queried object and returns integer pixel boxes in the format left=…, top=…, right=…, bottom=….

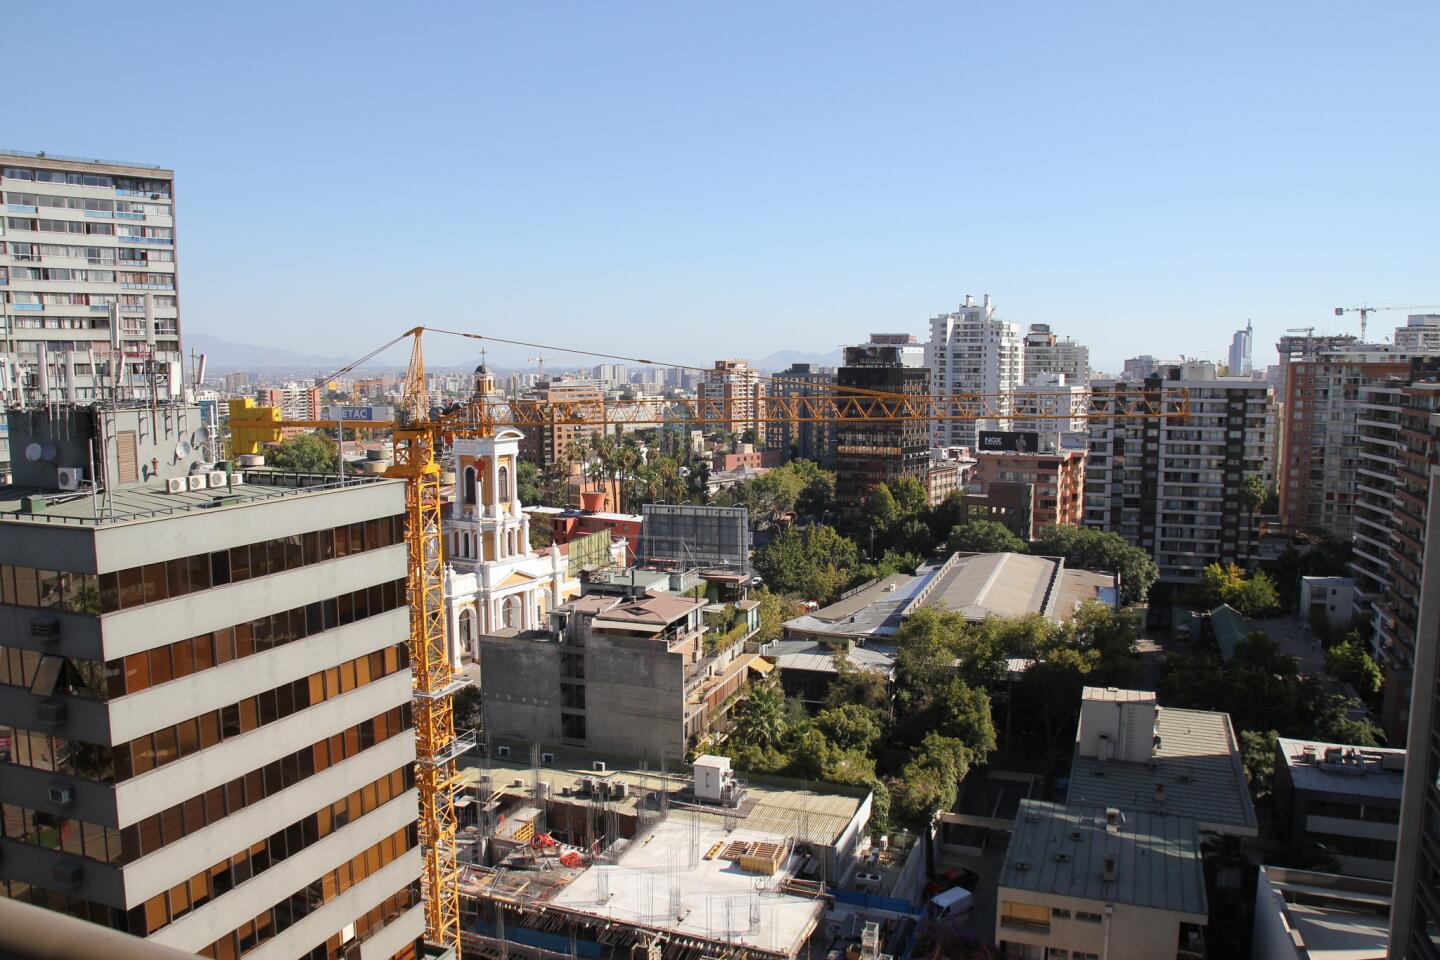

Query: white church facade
left=442, top=427, right=623, bottom=666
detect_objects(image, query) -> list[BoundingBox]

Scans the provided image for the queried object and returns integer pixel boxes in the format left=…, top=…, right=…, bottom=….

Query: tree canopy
left=752, top=524, right=860, bottom=604
left=268, top=433, right=339, bottom=474
left=1196, top=563, right=1281, bottom=618
left=946, top=520, right=1027, bottom=555
left=1032, top=525, right=1159, bottom=604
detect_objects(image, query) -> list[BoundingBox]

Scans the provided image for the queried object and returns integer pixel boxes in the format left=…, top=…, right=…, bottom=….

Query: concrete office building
left=1022, top=323, right=1089, bottom=385
left=0, top=405, right=423, bottom=960
left=1273, top=738, right=1404, bottom=881
left=1279, top=348, right=1413, bottom=539
left=997, top=800, right=1208, bottom=960
left=697, top=359, right=765, bottom=445
left=834, top=335, right=929, bottom=522
left=770, top=363, right=836, bottom=467
left=1084, top=365, right=1276, bottom=582
left=928, top=295, right=1022, bottom=446
left=1390, top=462, right=1440, bottom=956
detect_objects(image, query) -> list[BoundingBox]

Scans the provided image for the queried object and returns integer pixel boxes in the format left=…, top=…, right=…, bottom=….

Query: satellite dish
left=174, top=440, right=193, bottom=459
left=194, top=426, right=211, bottom=444
left=24, top=443, right=42, bottom=462
left=41, top=444, right=57, bottom=462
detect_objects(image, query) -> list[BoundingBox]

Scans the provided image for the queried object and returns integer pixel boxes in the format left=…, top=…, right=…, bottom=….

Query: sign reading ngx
left=977, top=430, right=1041, bottom=453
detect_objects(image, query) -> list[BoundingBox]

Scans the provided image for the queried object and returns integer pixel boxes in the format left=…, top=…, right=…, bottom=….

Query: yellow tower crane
left=231, top=327, right=1189, bottom=957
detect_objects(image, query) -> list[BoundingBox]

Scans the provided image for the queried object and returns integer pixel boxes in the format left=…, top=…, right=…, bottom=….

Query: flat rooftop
left=1277, top=738, right=1405, bottom=801
left=464, top=748, right=868, bottom=848
left=1069, top=704, right=1258, bottom=837
left=780, top=567, right=927, bottom=641
left=1001, top=800, right=1207, bottom=918
left=547, top=818, right=824, bottom=956
left=0, top=472, right=399, bottom=527
left=1258, top=866, right=1391, bottom=960
left=920, top=552, right=1060, bottom=619
left=765, top=638, right=897, bottom=676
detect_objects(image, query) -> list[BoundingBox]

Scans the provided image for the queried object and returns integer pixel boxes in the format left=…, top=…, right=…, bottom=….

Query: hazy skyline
left=5, top=1, right=1436, bottom=374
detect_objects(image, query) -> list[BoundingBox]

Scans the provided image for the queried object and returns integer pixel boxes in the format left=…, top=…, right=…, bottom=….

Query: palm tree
left=731, top=678, right=788, bottom=749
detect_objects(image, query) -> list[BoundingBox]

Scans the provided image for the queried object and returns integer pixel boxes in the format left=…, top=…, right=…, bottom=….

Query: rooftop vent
left=1054, top=852, right=1072, bottom=863
left=1154, top=784, right=1166, bottom=803
left=1103, top=856, right=1118, bottom=882
left=1014, top=861, right=1030, bottom=872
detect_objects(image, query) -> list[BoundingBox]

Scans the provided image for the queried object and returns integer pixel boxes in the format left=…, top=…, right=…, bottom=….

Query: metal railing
left=0, top=148, right=169, bottom=171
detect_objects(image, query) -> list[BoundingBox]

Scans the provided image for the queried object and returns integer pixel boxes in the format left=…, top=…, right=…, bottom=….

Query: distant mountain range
left=186, top=332, right=352, bottom=371
left=752, top=348, right=843, bottom=372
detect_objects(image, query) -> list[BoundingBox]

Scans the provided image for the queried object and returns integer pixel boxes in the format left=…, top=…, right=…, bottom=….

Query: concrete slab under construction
left=547, top=818, right=824, bottom=956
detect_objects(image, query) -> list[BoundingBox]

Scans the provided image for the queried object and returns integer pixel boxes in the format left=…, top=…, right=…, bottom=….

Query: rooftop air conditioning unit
left=592, top=761, right=607, bottom=772
left=56, top=467, right=83, bottom=491
left=229, top=472, right=246, bottom=486
left=47, top=784, right=73, bottom=806
left=207, top=471, right=227, bottom=488
left=187, top=474, right=207, bottom=491
left=496, top=745, right=512, bottom=759
left=166, top=477, right=187, bottom=494
left=541, top=752, right=555, bottom=765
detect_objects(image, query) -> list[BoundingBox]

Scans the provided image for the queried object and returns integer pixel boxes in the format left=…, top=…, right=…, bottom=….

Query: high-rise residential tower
left=927, top=295, right=1021, bottom=447
left=1021, top=324, right=1089, bottom=385
left=0, top=151, right=182, bottom=408
left=1084, top=363, right=1276, bottom=582
left=0, top=406, right=423, bottom=960
left=697, top=360, right=765, bottom=445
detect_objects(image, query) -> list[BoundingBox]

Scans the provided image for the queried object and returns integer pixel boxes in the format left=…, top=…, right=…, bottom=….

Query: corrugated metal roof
left=1068, top=706, right=1258, bottom=837
left=1001, top=800, right=1207, bottom=918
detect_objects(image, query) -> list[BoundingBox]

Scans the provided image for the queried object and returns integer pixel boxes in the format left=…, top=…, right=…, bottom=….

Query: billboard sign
left=322, top=404, right=394, bottom=422
left=639, top=503, right=751, bottom=574
left=978, top=430, right=1041, bottom=453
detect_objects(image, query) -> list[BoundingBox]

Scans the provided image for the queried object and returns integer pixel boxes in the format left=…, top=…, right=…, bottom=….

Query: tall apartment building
left=0, top=405, right=423, bottom=960
left=697, top=360, right=765, bottom=444
left=1229, top=321, right=1254, bottom=376
left=927, top=295, right=1021, bottom=446
left=1084, top=364, right=1276, bottom=582
left=515, top=378, right=605, bottom=468
left=835, top=335, right=929, bottom=522
left=1011, top=372, right=1090, bottom=451
left=1121, top=355, right=1176, bottom=380
left=1394, top=314, right=1440, bottom=353
left=1350, top=365, right=1440, bottom=743
left=770, top=363, right=836, bottom=466
left=1388, top=460, right=1440, bottom=957
left=1279, top=349, right=1413, bottom=539
left=1021, top=323, right=1089, bottom=385
left=0, top=152, right=182, bottom=409
left=255, top=384, right=322, bottom=423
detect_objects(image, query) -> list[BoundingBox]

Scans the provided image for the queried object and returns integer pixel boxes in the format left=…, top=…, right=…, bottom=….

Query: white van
left=925, top=885, right=974, bottom=922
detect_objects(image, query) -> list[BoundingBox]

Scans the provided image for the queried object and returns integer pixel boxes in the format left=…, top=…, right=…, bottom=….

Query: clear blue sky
left=6, top=2, right=1436, bottom=373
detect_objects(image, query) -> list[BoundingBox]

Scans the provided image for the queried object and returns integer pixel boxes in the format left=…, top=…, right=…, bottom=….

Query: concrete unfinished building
left=449, top=748, right=898, bottom=960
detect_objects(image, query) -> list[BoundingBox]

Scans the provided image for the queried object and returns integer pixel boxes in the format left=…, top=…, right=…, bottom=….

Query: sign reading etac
left=323, top=404, right=393, bottom=422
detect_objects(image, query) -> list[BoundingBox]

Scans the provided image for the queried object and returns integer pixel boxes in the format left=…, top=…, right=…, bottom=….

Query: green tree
left=795, top=468, right=836, bottom=520
left=891, top=733, right=973, bottom=826
left=890, top=475, right=929, bottom=520
left=730, top=678, right=789, bottom=749
left=516, top=460, right=543, bottom=507
left=1198, top=562, right=1281, bottom=618
left=825, top=659, right=892, bottom=714
left=1240, top=729, right=1278, bottom=801
left=947, top=520, right=1027, bottom=555
left=814, top=704, right=885, bottom=752
left=268, top=433, right=339, bottom=473
left=1326, top=637, right=1383, bottom=698
left=1032, top=525, right=1159, bottom=604
left=860, top=484, right=900, bottom=550
left=752, top=525, right=860, bottom=603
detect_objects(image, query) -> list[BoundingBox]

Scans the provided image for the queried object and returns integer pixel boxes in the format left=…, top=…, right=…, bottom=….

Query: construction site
left=449, top=745, right=919, bottom=960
